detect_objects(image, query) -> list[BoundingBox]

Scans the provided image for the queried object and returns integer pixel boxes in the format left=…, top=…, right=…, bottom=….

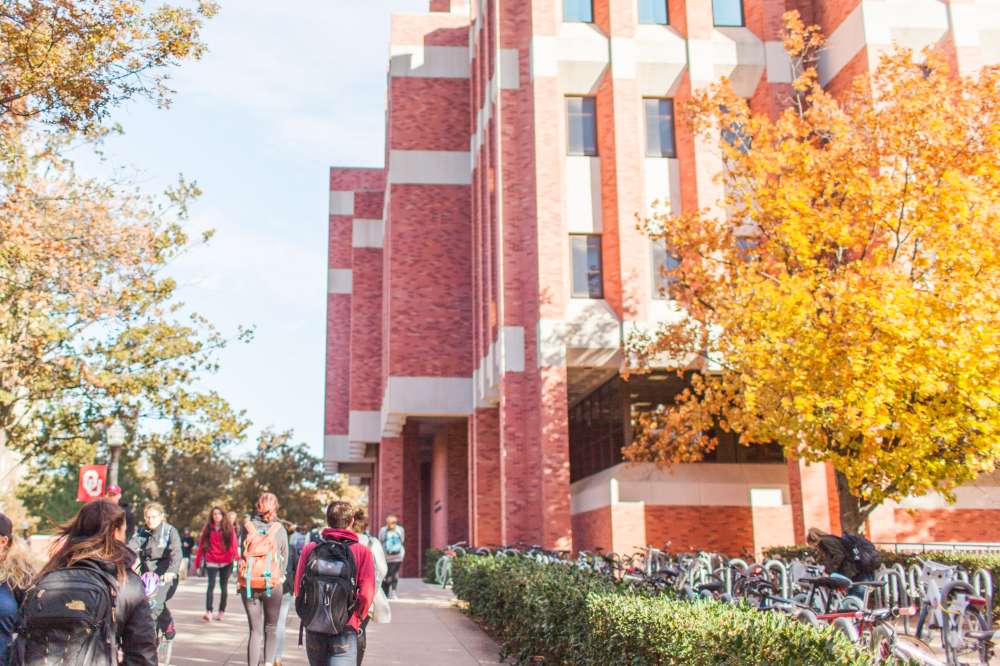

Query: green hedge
left=452, top=556, right=870, bottom=666
left=763, top=546, right=1000, bottom=623
left=424, top=548, right=444, bottom=583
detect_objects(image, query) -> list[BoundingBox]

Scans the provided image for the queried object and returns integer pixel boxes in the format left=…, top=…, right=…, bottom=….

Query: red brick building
left=325, top=0, right=1000, bottom=575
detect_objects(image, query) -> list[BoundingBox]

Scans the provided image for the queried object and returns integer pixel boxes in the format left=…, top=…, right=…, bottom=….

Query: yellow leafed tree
left=627, top=13, right=1000, bottom=534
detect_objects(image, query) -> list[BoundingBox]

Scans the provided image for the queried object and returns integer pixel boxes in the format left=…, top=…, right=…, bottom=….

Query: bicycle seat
left=800, top=575, right=852, bottom=590
left=696, top=580, right=725, bottom=593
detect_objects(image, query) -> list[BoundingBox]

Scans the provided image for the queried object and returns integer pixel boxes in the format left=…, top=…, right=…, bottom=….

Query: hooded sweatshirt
left=294, top=528, right=375, bottom=633
left=194, top=525, right=239, bottom=569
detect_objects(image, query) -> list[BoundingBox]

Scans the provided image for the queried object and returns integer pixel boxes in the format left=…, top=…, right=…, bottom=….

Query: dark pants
left=206, top=564, right=232, bottom=612
left=305, top=629, right=358, bottom=666
left=357, top=627, right=366, bottom=665
left=382, top=562, right=402, bottom=595
left=241, top=590, right=283, bottom=666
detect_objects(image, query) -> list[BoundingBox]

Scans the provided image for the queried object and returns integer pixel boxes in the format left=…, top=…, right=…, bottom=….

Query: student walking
left=378, top=515, right=405, bottom=599
left=0, top=512, right=36, bottom=662
left=294, top=501, right=375, bottom=666
left=195, top=506, right=239, bottom=621
left=239, top=493, right=288, bottom=666
left=12, top=500, right=157, bottom=665
left=273, top=523, right=300, bottom=666
left=353, top=508, right=390, bottom=664
left=129, top=502, right=182, bottom=645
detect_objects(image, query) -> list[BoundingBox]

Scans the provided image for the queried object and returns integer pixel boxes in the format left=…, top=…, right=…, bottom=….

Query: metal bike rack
left=764, top=559, right=790, bottom=598
left=973, top=569, right=994, bottom=619
left=908, top=563, right=923, bottom=600
left=878, top=568, right=908, bottom=608
left=725, top=558, right=750, bottom=596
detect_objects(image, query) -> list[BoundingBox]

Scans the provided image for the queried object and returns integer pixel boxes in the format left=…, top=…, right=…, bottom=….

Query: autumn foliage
left=627, top=13, right=1000, bottom=531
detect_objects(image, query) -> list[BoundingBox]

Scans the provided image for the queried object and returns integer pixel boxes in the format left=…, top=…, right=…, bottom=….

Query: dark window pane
left=722, top=121, right=751, bottom=153
left=638, top=0, right=669, bottom=25
left=571, top=235, right=603, bottom=298
left=644, top=99, right=675, bottom=157
left=712, top=0, right=744, bottom=27
left=652, top=242, right=680, bottom=298
left=564, top=0, right=593, bottom=23
left=566, top=96, right=597, bottom=156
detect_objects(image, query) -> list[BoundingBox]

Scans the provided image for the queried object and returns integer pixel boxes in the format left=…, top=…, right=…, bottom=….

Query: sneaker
left=202, top=612, right=212, bottom=622
left=390, top=590, right=399, bottom=600
left=163, top=623, right=176, bottom=641
left=216, top=611, right=225, bottom=621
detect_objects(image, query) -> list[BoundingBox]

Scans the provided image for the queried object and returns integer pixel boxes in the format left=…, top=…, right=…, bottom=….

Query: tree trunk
left=835, top=469, right=875, bottom=535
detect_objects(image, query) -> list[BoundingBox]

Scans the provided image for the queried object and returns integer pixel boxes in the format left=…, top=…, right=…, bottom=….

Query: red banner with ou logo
left=77, top=465, right=108, bottom=502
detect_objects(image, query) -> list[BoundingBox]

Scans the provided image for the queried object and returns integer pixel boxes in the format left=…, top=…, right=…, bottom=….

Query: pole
left=108, top=444, right=121, bottom=488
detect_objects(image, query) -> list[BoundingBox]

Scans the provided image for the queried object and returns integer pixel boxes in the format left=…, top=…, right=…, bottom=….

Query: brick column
left=401, top=424, right=422, bottom=577
left=538, top=366, right=572, bottom=550
left=445, top=422, right=469, bottom=544
left=377, top=436, right=404, bottom=529
left=469, top=408, right=501, bottom=546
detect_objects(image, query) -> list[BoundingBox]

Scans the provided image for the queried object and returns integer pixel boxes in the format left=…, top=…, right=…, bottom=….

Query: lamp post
left=106, top=419, right=127, bottom=488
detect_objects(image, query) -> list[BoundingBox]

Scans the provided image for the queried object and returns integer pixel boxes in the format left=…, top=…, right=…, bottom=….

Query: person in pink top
left=194, top=506, right=238, bottom=621
left=294, top=502, right=375, bottom=665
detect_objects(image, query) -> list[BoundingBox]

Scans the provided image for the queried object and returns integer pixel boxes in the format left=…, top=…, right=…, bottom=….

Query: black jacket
left=815, top=534, right=859, bottom=579
left=77, top=556, right=157, bottom=666
left=128, top=523, right=182, bottom=579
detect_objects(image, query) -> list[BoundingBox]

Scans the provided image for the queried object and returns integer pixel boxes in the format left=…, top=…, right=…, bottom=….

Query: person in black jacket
left=34, top=499, right=157, bottom=665
left=129, top=502, right=182, bottom=644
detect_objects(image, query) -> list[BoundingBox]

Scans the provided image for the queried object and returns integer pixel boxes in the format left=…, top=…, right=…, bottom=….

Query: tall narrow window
left=571, top=235, right=604, bottom=298
left=644, top=98, right=676, bottom=157
left=566, top=96, right=598, bottom=156
left=638, top=0, right=669, bottom=25
left=564, top=0, right=593, bottom=23
left=652, top=242, right=680, bottom=299
left=712, top=0, right=744, bottom=27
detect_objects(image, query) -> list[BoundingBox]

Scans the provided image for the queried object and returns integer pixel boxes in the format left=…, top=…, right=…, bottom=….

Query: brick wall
left=645, top=505, right=756, bottom=557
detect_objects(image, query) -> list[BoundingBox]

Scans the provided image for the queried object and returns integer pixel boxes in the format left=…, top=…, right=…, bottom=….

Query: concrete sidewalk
left=167, top=577, right=502, bottom=665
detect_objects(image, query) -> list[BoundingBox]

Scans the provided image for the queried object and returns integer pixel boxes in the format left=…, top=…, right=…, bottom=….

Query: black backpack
left=11, top=567, right=118, bottom=666
left=841, top=533, right=883, bottom=575
left=295, top=538, right=358, bottom=639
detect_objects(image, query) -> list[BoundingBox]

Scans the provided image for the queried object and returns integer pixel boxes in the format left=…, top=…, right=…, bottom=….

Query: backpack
left=238, top=523, right=284, bottom=597
left=11, top=567, right=118, bottom=666
left=382, top=528, right=402, bottom=556
left=295, top=539, right=358, bottom=639
left=841, top=533, right=883, bottom=575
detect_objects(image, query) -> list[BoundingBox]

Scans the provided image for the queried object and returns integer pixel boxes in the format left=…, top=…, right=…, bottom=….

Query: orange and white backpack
left=238, top=522, right=284, bottom=597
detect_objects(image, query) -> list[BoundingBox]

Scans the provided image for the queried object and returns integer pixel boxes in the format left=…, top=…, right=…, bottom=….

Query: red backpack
left=238, top=523, right=284, bottom=597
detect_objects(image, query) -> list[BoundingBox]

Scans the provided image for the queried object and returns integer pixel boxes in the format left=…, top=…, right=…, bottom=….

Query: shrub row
left=452, top=555, right=871, bottom=665
left=424, top=548, right=444, bottom=583
left=763, top=546, right=1000, bottom=623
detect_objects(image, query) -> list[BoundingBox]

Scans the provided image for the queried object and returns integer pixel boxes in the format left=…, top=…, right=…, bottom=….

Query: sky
left=86, top=1, right=426, bottom=456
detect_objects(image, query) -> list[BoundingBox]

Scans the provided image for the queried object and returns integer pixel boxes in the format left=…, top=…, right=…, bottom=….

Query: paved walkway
left=167, top=577, right=502, bottom=665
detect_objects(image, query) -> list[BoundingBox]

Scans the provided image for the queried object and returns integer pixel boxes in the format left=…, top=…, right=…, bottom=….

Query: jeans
left=382, top=561, right=402, bottom=596
left=273, top=592, right=293, bottom=659
left=206, top=564, right=232, bottom=612
left=357, top=627, right=366, bottom=666
left=305, top=629, right=357, bottom=666
left=241, top=589, right=283, bottom=666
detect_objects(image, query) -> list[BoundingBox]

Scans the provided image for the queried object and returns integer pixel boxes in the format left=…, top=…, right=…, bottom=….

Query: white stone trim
left=327, top=269, right=353, bottom=294
left=348, top=410, right=382, bottom=444
left=565, top=156, right=602, bottom=233
left=500, top=326, right=525, bottom=373
left=380, top=376, right=474, bottom=436
left=329, top=191, right=354, bottom=216
left=388, top=150, right=472, bottom=185
left=818, top=3, right=867, bottom=86
left=352, top=219, right=384, bottom=248
left=764, top=40, right=793, bottom=84
left=538, top=299, right=622, bottom=368
left=324, top=434, right=367, bottom=464
left=389, top=45, right=471, bottom=79
left=499, top=48, right=520, bottom=89
left=570, top=462, right=791, bottom=514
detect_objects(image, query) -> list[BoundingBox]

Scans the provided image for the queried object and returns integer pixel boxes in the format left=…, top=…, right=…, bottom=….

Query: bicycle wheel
left=831, top=617, right=860, bottom=644
left=869, top=625, right=895, bottom=664
left=435, top=555, right=451, bottom=586
left=943, top=604, right=990, bottom=666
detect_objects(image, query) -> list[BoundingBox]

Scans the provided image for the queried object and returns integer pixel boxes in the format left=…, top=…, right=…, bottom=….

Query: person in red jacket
left=294, top=501, right=374, bottom=665
left=194, top=506, right=238, bottom=621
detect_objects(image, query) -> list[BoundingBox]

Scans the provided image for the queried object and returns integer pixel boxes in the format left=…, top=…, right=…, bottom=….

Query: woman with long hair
left=0, top=512, right=36, bottom=661
left=28, top=500, right=157, bottom=664
left=238, top=493, right=288, bottom=666
left=194, top=506, right=238, bottom=621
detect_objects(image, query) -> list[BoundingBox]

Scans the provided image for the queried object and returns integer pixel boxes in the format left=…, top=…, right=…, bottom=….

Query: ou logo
left=82, top=469, right=104, bottom=498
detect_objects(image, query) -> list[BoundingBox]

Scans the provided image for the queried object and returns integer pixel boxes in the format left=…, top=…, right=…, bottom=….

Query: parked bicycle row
left=434, top=530, right=996, bottom=666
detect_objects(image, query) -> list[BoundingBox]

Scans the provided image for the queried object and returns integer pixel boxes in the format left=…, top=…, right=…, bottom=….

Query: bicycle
left=140, top=572, right=175, bottom=666
left=913, top=559, right=994, bottom=666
